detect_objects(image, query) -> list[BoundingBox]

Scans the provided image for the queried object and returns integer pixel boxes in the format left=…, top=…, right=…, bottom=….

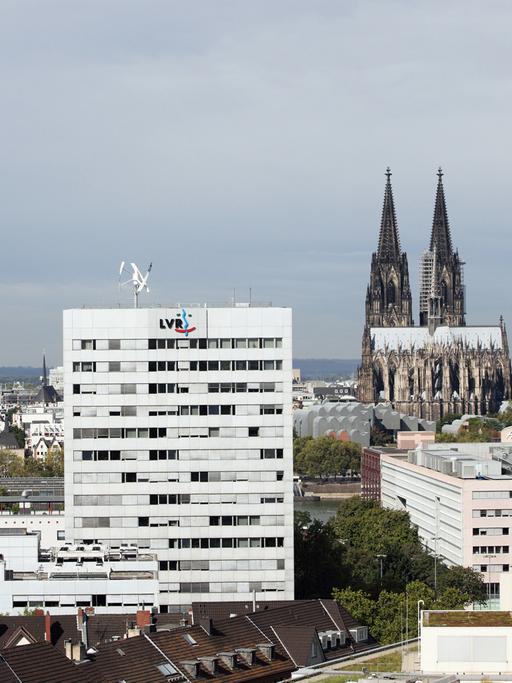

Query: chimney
left=76, top=608, right=89, bottom=649
left=197, top=656, right=219, bottom=674
left=136, top=610, right=151, bottom=629
left=44, top=612, right=51, bottom=643
left=199, top=617, right=213, bottom=635
left=257, top=642, right=275, bottom=660
left=180, top=660, right=199, bottom=679
left=71, top=641, right=87, bottom=661
left=217, top=651, right=236, bottom=669
left=126, top=625, right=141, bottom=638
left=64, top=639, right=72, bottom=660
left=235, top=647, right=257, bottom=666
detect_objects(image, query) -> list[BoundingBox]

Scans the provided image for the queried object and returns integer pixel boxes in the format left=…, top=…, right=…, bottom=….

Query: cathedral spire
left=365, top=169, right=413, bottom=328
left=430, top=167, right=453, bottom=263
left=377, top=167, right=401, bottom=261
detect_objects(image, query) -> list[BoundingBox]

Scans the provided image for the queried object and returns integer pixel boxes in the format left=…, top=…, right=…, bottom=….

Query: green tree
left=438, top=565, right=486, bottom=604
left=0, top=450, right=25, bottom=477
left=294, top=511, right=345, bottom=598
left=42, top=449, right=64, bottom=477
left=331, top=587, right=375, bottom=627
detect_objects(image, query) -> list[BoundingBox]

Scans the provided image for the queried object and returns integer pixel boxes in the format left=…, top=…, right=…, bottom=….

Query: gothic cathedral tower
left=419, top=169, right=465, bottom=328
left=365, top=168, right=413, bottom=328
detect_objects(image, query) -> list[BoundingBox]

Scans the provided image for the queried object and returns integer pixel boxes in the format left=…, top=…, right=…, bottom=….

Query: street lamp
left=429, top=536, right=440, bottom=597
left=375, top=554, right=387, bottom=587
left=417, top=599, right=425, bottom=668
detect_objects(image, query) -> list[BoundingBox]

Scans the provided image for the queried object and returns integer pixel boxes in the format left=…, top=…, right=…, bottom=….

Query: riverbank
left=302, top=481, right=360, bottom=500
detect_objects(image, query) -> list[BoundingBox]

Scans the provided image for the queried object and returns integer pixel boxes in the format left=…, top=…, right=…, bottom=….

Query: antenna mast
left=119, top=262, right=152, bottom=308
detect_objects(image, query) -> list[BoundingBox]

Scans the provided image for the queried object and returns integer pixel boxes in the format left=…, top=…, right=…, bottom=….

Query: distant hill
left=0, top=367, right=42, bottom=380
left=293, top=358, right=359, bottom=380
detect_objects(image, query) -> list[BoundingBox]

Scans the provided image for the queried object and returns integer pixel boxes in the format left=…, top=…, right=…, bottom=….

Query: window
left=156, top=663, right=178, bottom=676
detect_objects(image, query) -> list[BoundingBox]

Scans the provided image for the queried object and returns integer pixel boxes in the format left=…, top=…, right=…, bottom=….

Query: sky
left=1, top=0, right=512, bottom=365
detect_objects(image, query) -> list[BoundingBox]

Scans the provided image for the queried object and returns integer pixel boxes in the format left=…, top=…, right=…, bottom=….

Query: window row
left=12, top=595, right=154, bottom=609
left=72, top=426, right=283, bottom=439
left=73, top=404, right=283, bottom=417
left=208, top=382, right=280, bottom=393
left=75, top=337, right=282, bottom=351
left=164, top=581, right=285, bottom=594
left=73, top=470, right=284, bottom=484
left=472, top=564, right=509, bottom=573
left=473, top=546, right=510, bottom=554
left=209, top=515, right=285, bottom=526
left=167, top=536, right=284, bottom=549
left=73, top=359, right=284, bottom=373
left=75, top=514, right=285, bottom=528
left=472, top=509, right=512, bottom=518
left=148, top=337, right=282, bottom=350
left=472, top=528, right=509, bottom=536
left=158, top=558, right=284, bottom=571
left=472, top=491, right=512, bottom=500
left=191, top=470, right=284, bottom=482
left=73, top=382, right=282, bottom=395
left=73, top=448, right=283, bottom=463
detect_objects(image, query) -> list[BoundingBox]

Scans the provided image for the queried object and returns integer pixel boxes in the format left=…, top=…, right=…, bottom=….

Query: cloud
left=0, top=1, right=511, bottom=363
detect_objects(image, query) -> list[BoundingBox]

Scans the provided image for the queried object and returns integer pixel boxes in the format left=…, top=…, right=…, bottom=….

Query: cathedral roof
left=430, top=168, right=453, bottom=263
left=377, top=168, right=402, bottom=261
left=371, top=325, right=504, bottom=352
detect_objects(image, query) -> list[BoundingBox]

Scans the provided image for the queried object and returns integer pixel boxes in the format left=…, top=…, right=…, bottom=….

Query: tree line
left=294, top=436, right=361, bottom=479
left=295, top=497, right=486, bottom=643
left=0, top=449, right=64, bottom=478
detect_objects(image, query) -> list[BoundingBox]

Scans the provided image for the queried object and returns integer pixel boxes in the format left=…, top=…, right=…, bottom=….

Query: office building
left=63, top=305, right=294, bottom=609
left=381, top=444, right=512, bottom=607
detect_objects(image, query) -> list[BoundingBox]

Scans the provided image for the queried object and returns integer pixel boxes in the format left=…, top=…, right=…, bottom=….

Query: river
left=294, top=498, right=342, bottom=524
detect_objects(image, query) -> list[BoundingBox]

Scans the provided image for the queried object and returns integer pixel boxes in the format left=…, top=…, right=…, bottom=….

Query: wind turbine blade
left=119, top=261, right=125, bottom=276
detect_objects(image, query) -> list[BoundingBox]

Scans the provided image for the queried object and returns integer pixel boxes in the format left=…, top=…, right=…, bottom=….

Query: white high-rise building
left=63, top=305, right=294, bottom=609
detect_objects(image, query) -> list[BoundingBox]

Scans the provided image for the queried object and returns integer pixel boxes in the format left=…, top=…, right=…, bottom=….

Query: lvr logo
left=159, top=309, right=196, bottom=337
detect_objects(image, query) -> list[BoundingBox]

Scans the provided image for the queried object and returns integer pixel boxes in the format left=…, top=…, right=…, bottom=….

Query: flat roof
left=424, top=611, right=512, bottom=627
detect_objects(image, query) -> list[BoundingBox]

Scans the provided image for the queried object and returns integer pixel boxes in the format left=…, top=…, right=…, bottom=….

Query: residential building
left=381, top=444, right=512, bottom=606
left=0, top=599, right=374, bottom=683
left=63, top=305, right=294, bottom=609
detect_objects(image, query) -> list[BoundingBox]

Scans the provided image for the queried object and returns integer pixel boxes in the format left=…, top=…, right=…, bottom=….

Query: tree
left=332, top=587, right=375, bottom=627
left=0, top=450, right=25, bottom=477
left=438, top=565, right=486, bottom=604
left=294, top=436, right=361, bottom=479
left=294, top=511, right=346, bottom=598
left=42, top=449, right=64, bottom=477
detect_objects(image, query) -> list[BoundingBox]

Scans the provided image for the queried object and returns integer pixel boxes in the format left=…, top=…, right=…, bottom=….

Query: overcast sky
left=1, top=0, right=511, bottom=365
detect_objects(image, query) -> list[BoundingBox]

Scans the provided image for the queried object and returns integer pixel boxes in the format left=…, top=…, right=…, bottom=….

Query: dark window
left=138, top=517, right=149, bottom=527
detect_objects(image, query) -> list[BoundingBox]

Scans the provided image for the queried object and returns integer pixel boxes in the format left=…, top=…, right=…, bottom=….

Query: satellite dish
left=119, top=261, right=152, bottom=308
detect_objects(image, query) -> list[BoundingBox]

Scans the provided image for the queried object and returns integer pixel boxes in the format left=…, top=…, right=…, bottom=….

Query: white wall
left=0, top=515, right=64, bottom=548
left=421, top=625, right=512, bottom=674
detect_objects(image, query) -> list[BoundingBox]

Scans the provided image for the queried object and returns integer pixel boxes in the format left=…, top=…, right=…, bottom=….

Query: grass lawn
left=335, top=649, right=402, bottom=673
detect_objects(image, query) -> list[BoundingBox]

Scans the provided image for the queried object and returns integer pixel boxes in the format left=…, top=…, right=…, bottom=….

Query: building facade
left=381, top=444, right=512, bottom=606
left=63, top=306, right=294, bottom=609
left=358, top=169, right=511, bottom=420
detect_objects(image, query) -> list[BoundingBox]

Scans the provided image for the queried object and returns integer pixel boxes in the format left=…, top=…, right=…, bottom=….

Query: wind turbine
left=119, top=261, right=152, bottom=308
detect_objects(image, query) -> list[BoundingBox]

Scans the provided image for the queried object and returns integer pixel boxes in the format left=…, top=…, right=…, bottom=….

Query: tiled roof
left=192, top=599, right=310, bottom=623
left=270, top=625, right=321, bottom=667
left=0, top=612, right=185, bottom=653
left=0, top=641, right=95, bottom=683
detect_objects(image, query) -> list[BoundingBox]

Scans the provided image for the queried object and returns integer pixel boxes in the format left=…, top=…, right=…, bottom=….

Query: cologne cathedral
left=358, top=168, right=511, bottom=420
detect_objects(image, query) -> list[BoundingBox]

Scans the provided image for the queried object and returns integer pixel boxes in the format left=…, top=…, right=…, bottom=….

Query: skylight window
left=182, top=633, right=197, bottom=646
left=156, top=662, right=178, bottom=675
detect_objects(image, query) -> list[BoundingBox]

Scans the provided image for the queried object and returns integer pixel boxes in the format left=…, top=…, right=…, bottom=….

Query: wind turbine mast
left=119, top=261, right=152, bottom=308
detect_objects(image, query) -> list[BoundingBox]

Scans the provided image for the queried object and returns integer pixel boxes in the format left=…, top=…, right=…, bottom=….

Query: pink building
left=381, top=445, right=512, bottom=607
